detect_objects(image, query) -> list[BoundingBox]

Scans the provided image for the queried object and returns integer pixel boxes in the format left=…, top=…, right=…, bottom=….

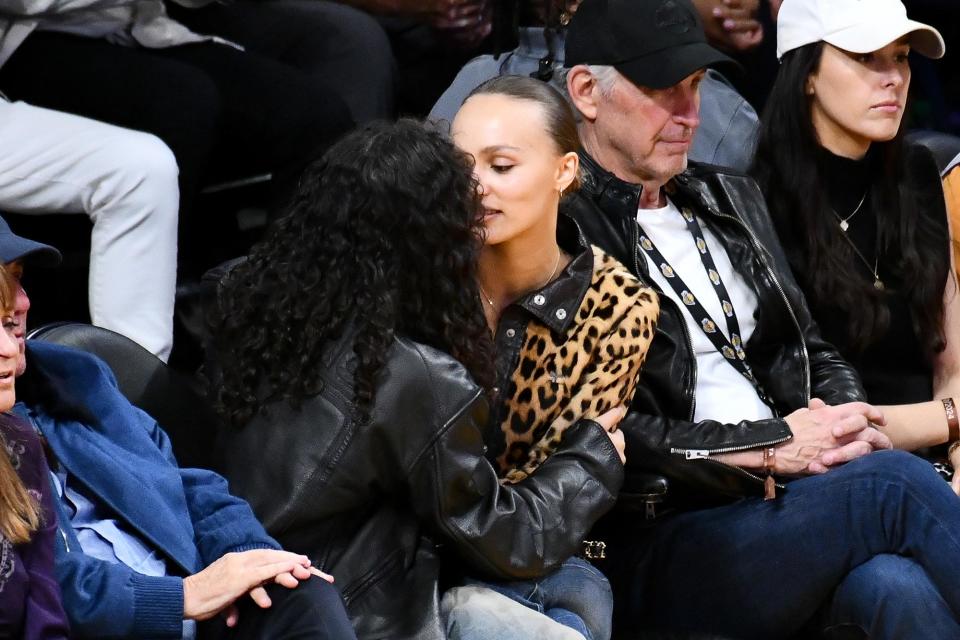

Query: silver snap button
left=533, top=294, right=546, bottom=306
left=505, top=328, right=516, bottom=338
left=555, top=308, right=567, bottom=320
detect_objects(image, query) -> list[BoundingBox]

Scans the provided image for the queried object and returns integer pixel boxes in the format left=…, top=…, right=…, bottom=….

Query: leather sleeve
left=616, top=408, right=791, bottom=498
left=407, top=394, right=624, bottom=582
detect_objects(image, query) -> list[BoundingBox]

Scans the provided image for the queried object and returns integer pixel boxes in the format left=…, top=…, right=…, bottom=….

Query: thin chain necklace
left=829, top=191, right=884, bottom=290
left=478, top=249, right=563, bottom=310
left=831, top=191, right=868, bottom=232
left=834, top=226, right=885, bottom=291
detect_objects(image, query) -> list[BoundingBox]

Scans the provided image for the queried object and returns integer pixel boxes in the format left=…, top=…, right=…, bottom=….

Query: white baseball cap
left=776, top=0, right=945, bottom=60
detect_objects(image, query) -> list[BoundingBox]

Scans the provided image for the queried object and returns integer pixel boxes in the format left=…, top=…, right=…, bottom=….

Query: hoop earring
left=559, top=187, right=565, bottom=199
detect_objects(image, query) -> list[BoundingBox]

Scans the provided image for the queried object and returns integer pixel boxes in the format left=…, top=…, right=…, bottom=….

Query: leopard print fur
left=497, top=246, right=659, bottom=483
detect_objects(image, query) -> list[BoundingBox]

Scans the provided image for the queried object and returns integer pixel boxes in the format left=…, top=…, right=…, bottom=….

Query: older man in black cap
left=0, top=219, right=358, bottom=639
left=554, top=0, right=960, bottom=638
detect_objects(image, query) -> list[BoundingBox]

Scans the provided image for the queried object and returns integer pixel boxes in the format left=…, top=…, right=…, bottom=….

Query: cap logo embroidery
left=655, top=0, right=694, bottom=34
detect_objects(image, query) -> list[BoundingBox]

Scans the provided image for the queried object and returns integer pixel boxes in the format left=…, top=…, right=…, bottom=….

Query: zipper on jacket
left=707, top=207, right=812, bottom=403
left=672, top=433, right=791, bottom=458
left=699, top=456, right=786, bottom=490
left=672, top=434, right=792, bottom=489
left=631, top=219, right=698, bottom=421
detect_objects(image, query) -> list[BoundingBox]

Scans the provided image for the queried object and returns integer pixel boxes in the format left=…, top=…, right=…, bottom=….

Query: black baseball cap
left=565, top=0, right=737, bottom=90
left=0, top=216, right=61, bottom=266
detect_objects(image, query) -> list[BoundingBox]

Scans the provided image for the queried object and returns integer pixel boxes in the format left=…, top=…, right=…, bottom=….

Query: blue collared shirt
left=19, top=403, right=196, bottom=640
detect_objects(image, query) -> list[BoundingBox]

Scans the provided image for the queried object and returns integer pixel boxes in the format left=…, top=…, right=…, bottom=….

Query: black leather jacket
left=219, top=333, right=623, bottom=639
left=562, top=154, right=865, bottom=505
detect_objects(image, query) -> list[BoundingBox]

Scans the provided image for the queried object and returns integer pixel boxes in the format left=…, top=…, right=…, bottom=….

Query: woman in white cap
left=753, top=0, right=960, bottom=486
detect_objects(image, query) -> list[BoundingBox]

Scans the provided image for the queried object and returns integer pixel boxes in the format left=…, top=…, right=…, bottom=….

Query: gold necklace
left=478, top=249, right=563, bottom=309
left=831, top=191, right=868, bottom=232
left=830, top=192, right=883, bottom=290
left=835, top=228, right=885, bottom=291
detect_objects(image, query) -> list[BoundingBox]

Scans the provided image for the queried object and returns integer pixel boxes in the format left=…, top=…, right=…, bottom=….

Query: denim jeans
left=616, top=450, right=960, bottom=640
left=443, top=586, right=586, bottom=640
left=467, top=557, right=613, bottom=640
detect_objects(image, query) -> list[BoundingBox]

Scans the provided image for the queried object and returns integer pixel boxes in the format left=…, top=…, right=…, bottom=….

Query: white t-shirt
left=637, top=198, right=774, bottom=424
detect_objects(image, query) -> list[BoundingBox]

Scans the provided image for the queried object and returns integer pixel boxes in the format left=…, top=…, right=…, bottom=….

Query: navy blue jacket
left=14, top=342, right=278, bottom=639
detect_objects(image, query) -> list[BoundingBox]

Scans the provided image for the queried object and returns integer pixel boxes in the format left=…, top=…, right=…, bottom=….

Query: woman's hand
left=595, top=406, right=627, bottom=464
left=182, top=550, right=321, bottom=624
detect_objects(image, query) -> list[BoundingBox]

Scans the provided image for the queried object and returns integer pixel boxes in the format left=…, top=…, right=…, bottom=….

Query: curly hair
left=211, top=119, right=496, bottom=427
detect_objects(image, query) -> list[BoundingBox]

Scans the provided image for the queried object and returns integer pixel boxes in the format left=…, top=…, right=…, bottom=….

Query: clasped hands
left=777, top=398, right=892, bottom=476
left=182, top=549, right=334, bottom=627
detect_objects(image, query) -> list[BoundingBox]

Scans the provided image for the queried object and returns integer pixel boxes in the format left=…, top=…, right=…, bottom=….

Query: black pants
left=0, top=29, right=353, bottom=216
left=170, top=0, right=396, bottom=123
left=200, top=577, right=358, bottom=640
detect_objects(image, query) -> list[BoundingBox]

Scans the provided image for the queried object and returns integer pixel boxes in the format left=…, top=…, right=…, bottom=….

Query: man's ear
left=567, top=65, right=601, bottom=122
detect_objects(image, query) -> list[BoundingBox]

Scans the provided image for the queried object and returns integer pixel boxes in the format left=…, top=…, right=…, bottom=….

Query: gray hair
left=550, top=64, right=621, bottom=122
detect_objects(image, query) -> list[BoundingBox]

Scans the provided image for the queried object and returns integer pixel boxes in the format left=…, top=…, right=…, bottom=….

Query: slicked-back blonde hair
left=467, top=75, right=584, bottom=192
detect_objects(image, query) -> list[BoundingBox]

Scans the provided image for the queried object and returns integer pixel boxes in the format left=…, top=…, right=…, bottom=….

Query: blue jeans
left=618, top=450, right=960, bottom=639
left=469, top=557, right=613, bottom=640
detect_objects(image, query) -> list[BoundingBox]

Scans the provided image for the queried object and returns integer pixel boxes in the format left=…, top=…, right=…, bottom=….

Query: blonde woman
left=451, top=75, right=658, bottom=640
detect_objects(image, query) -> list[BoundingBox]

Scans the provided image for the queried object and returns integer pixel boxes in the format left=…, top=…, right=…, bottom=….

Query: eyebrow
left=479, top=145, right=522, bottom=154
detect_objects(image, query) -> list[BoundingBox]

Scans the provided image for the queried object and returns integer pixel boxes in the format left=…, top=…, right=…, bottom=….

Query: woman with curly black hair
left=210, top=119, right=625, bottom=640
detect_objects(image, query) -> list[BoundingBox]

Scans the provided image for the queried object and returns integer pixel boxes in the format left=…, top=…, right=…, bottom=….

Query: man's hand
left=595, top=406, right=627, bottom=464
left=779, top=399, right=890, bottom=475
left=182, top=550, right=323, bottom=624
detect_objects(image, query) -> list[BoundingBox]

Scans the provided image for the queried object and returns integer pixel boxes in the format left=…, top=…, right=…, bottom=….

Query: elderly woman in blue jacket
left=1, top=219, right=357, bottom=639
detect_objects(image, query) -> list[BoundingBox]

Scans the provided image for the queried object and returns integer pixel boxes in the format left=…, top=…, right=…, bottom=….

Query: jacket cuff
left=228, top=541, right=281, bottom=553
left=563, top=420, right=625, bottom=491
left=131, top=573, right=186, bottom=638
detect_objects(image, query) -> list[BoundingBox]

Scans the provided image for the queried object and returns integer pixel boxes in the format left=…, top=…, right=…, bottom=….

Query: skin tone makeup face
left=807, top=39, right=911, bottom=159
